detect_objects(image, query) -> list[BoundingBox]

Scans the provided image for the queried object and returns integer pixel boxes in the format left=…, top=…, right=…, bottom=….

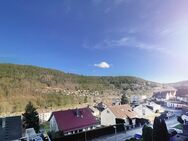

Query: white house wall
left=166, top=102, right=183, bottom=108
left=133, top=105, right=155, bottom=119
left=101, top=108, right=116, bottom=126
left=39, top=112, right=52, bottom=122
left=50, top=115, right=59, bottom=132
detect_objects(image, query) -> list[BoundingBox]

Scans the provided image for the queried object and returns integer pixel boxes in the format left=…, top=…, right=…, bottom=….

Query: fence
left=53, top=124, right=125, bottom=141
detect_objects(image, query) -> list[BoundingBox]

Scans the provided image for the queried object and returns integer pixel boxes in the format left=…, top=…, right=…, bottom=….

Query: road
left=166, top=117, right=179, bottom=128
left=92, top=126, right=143, bottom=141
left=91, top=117, right=180, bottom=141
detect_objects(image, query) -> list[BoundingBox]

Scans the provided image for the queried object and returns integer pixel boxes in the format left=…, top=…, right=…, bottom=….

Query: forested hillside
left=0, top=64, right=162, bottom=114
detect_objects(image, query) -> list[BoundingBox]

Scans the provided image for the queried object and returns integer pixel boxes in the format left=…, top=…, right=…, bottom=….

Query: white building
left=133, top=105, right=156, bottom=121
left=166, top=101, right=184, bottom=109
left=177, top=96, right=188, bottom=103
left=153, top=89, right=176, bottom=102
left=146, top=101, right=163, bottom=112
left=89, top=106, right=100, bottom=117
left=101, top=104, right=138, bottom=126
left=20, top=128, right=51, bottom=141
left=130, top=95, right=147, bottom=105
left=39, top=112, right=52, bottom=123
left=130, top=95, right=141, bottom=105
left=49, top=115, right=59, bottom=132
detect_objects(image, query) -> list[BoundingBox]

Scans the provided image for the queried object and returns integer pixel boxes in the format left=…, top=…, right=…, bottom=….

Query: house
left=177, top=96, right=188, bottom=103
left=112, top=98, right=121, bottom=105
left=39, top=112, right=52, bottom=122
left=96, top=102, right=107, bottom=111
left=0, top=116, right=22, bottom=141
left=166, top=101, right=185, bottom=109
left=25, top=128, right=36, bottom=139
left=181, top=109, right=188, bottom=122
left=49, top=107, right=97, bottom=135
left=101, top=104, right=138, bottom=126
left=130, top=95, right=141, bottom=105
left=131, top=95, right=147, bottom=106
left=133, top=104, right=157, bottom=122
left=19, top=128, right=51, bottom=141
left=89, top=106, right=100, bottom=117
left=145, top=101, right=163, bottom=113
left=153, top=89, right=176, bottom=102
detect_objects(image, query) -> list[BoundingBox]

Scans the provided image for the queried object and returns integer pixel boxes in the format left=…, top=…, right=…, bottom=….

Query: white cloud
left=105, top=37, right=130, bottom=47
left=94, top=61, right=110, bottom=69
left=83, top=37, right=131, bottom=49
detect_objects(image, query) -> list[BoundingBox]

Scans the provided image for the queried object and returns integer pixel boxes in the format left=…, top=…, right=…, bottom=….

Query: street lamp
left=113, top=126, right=117, bottom=141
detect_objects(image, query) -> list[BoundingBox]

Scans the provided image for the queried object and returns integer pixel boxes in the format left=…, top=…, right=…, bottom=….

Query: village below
left=0, top=64, right=188, bottom=141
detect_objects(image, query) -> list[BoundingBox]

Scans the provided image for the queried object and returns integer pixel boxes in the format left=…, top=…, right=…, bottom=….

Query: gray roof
left=0, top=116, right=22, bottom=141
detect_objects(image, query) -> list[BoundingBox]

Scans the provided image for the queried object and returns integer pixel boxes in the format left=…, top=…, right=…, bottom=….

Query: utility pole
left=85, top=129, right=87, bottom=141
left=113, top=126, right=117, bottom=141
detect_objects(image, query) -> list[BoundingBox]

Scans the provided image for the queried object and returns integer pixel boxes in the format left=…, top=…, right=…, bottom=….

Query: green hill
left=0, top=64, right=162, bottom=114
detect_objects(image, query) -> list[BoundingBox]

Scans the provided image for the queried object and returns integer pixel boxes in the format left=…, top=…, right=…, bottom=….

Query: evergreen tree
left=161, top=119, right=169, bottom=141
left=142, top=125, right=153, bottom=141
left=153, top=117, right=169, bottom=141
left=121, top=93, right=129, bottom=104
left=153, top=117, right=162, bottom=141
left=22, top=101, right=39, bottom=132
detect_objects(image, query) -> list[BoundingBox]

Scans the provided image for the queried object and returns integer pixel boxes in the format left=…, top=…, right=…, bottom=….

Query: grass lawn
left=40, top=122, right=50, bottom=133
left=174, top=124, right=183, bottom=130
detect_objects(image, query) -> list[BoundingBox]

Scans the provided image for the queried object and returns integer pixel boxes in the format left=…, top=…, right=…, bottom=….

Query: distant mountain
left=170, top=80, right=188, bottom=88
left=0, top=63, right=164, bottom=114
left=169, top=81, right=188, bottom=97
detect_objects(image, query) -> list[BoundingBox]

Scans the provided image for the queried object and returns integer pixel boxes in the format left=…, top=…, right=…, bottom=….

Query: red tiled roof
left=52, top=107, right=97, bottom=132
left=108, top=104, right=138, bottom=119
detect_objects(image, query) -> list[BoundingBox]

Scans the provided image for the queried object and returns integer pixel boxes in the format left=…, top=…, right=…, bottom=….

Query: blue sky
left=0, top=0, right=188, bottom=83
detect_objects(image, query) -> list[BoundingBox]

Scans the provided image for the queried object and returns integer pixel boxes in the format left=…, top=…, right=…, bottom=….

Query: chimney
left=2, top=118, right=6, bottom=128
left=76, top=108, right=79, bottom=117
left=81, top=114, right=83, bottom=118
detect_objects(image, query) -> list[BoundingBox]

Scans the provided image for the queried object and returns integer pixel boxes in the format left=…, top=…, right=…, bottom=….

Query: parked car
left=134, top=134, right=142, bottom=139
left=168, top=129, right=177, bottom=137
left=168, top=128, right=183, bottom=134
